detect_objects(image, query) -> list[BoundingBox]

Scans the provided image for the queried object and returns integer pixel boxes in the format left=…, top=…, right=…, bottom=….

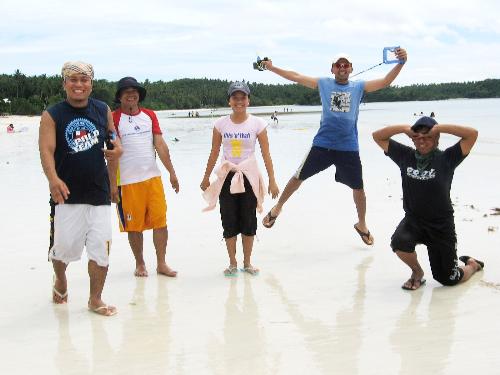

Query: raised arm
left=39, top=111, right=70, bottom=204
left=200, top=128, right=222, bottom=191
left=430, top=124, right=478, bottom=156
left=257, top=129, right=279, bottom=198
left=262, top=59, right=318, bottom=89
left=372, top=125, right=413, bottom=153
left=364, top=48, right=407, bottom=93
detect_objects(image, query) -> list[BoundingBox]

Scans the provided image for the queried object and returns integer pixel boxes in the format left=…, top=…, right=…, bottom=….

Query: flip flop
left=401, top=278, right=426, bottom=290
left=52, top=275, right=68, bottom=304
left=241, top=265, right=260, bottom=275
left=262, top=210, right=278, bottom=228
left=224, top=265, right=238, bottom=277
left=459, top=256, right=485, bottom=270
left=52, top=286, right=68, bottom=304
left=354, top=224, right=374, bottom=245
left=88, top=304, right=117, bottom=317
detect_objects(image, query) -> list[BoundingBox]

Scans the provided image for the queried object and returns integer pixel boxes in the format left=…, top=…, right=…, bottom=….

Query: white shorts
left=49, top=204, right=112, bottom=267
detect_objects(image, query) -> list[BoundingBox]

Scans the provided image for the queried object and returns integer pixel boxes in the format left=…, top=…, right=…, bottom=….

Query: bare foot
left=157, top=263, right=177, bottom=277
left=52, top=277, right=68, bottom=304
left=134, top=264, right=148, bottom=277
left=88, top=301, right=117, bottom=316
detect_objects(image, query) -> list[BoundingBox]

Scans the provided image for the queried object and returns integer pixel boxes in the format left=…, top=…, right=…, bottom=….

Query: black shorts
left=390, top=215, right=464, bottom=286
left=219, top=172, right=257, bottom=238
left=294, top=146, right=363, bottom=189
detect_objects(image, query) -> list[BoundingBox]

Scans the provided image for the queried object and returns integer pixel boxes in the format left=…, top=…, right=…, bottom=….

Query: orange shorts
left=117, top=176, right=167, bottom=232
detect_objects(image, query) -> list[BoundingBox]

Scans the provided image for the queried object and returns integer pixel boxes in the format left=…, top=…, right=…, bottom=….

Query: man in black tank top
left=39, top=61, right=122, bottom=316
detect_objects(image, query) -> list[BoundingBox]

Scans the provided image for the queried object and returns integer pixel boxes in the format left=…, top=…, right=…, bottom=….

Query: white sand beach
left=1, top=99, right=499, bottom=374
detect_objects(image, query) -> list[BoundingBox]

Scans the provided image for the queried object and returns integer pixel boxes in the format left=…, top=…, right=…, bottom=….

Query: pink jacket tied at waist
left=202, top=154, right=266, bottom=213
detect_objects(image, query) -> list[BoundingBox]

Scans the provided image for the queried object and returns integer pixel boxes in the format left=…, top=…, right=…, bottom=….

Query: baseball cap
left=227, top=81, right=250, bottom=96
left=411, top=116, right=438, bottom=132
left=332, top=53, right=352, bottom=64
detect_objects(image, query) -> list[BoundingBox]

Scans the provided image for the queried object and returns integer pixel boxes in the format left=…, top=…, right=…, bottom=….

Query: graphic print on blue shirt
left=330, top=91, right=351, bottom=113
left=65, top=117, right=100, bottom=153
left=314, top=78, right=365, bottom=151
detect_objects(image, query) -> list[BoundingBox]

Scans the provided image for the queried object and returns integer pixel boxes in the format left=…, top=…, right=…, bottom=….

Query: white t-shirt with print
left=114, top=108, right=162, bottom=185
left=214, top=114, right=266, bottom=164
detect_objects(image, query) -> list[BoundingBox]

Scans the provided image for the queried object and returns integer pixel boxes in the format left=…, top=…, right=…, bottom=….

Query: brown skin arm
left=372, top=125, right=414, bottom=152
left=39, top=111, right=70, bottom=204
left=262, top=59, right=318, bottom=89
left=257, top=129, right=279, bottom=198
left=103, top=108, right=123, bottom=203
left=200, top=128, right=222, bottom=191
left=154, top=133, right=179, bottom=193
left=427, top=124, right=478, bottom=156
left=364, top=48, right=407, bottom=93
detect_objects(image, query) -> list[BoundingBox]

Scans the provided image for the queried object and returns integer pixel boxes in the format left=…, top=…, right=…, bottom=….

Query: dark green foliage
left=1, top=70, right=499, bottom=115
left=364, top=79, right=500, bottom=102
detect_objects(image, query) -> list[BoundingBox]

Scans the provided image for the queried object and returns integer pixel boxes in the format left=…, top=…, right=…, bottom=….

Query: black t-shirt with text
left=386, top=140, right=465, bottom=222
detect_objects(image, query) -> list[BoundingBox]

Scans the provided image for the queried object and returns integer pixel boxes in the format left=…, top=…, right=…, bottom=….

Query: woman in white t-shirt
left=201, top=81, right=279, bottom=276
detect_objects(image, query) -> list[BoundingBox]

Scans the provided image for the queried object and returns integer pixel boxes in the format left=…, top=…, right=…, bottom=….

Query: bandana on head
left=61, top=61, right=94, bottom=80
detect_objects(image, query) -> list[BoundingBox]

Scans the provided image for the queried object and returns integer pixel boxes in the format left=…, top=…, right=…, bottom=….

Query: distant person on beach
left=7, top=123, right=14, bottom=133
left=260, top=48, right=407, bottom=246
left=200, top=81, right=279, bottom=276
left=112, top=77, right=179, bottom=278
left=39, top=61, right=122, bottom=316
left=372, top=116, right=484, bottom=290
left=271, top=111, right=279, bottom=125
left=430, top=111, right=435, bottom=118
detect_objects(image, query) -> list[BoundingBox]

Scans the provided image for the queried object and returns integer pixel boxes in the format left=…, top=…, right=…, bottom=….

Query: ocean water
left=155, top=98, right=500, bottom=211
left=1, top=98, right=500, bottom=374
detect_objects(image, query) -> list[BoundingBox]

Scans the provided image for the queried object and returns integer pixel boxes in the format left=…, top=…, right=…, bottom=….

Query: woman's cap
left=227, top=81, right=250, bottom=96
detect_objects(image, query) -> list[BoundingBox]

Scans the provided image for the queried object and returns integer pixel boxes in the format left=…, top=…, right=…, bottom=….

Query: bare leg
left=88, top=260, right=116, bottom=316
left=459, top=258, right=483, bottom=283
left=396, top=250, right=425, bottom=290
left=153, top=226, right=177, bottom=277
left=128, top=231, right=147, bottom=277
left=242, top=234, right=255, bottom=268
left=353, top=188, right=374, bottom=245
left=263, top=176, right=302, bottom=226
left=225, top=236, right=237, bottom=268
left=52, top=259, right=68, bottom=304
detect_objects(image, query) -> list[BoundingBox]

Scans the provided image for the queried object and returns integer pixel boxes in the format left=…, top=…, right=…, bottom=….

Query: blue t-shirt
left=314, top=78, right=365, bottom=151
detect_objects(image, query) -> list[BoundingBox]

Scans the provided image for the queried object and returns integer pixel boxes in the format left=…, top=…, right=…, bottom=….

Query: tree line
left=1, top=69, right=499, bottom=115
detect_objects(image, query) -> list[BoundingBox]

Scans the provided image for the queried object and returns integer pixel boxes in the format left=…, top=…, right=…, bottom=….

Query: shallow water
left=1, top=99, right=499, bottom=374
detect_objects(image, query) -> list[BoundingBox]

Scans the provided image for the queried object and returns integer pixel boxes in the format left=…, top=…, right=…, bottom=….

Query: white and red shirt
left=113, top=108, right=162, bottom=186
left=214, top=114, right=267, bottom=164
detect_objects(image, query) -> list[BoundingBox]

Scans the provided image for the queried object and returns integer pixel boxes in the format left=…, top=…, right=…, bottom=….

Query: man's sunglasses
left=335, top=62, right=351, bottom=69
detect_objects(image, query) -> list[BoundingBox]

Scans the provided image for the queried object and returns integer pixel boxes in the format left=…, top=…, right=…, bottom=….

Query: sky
left=1, top=0, right=499, bottom=87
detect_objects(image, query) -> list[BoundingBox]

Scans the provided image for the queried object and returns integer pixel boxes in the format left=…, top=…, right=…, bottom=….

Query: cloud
left=0, top=0, right=499, bottom=85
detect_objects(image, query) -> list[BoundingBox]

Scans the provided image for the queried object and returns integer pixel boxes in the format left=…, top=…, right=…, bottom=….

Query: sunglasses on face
left=335, top=62, right=351, bottom=69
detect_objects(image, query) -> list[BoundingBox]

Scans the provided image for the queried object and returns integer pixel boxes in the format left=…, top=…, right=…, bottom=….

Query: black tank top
left=47, top=98, right=110, bottom=205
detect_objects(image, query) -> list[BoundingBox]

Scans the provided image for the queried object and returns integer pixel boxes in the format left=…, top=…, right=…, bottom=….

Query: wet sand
left=1, top=109, right=499, bottom=374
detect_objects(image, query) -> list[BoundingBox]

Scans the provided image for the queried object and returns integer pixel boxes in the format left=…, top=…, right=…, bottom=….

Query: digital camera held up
left=253, top=56, right=269, bottom=71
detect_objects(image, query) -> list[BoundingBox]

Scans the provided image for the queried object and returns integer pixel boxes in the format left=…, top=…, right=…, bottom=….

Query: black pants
left=391, top=215, right=464, bottom=286
left=219, top=172, right=257, bottom=238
